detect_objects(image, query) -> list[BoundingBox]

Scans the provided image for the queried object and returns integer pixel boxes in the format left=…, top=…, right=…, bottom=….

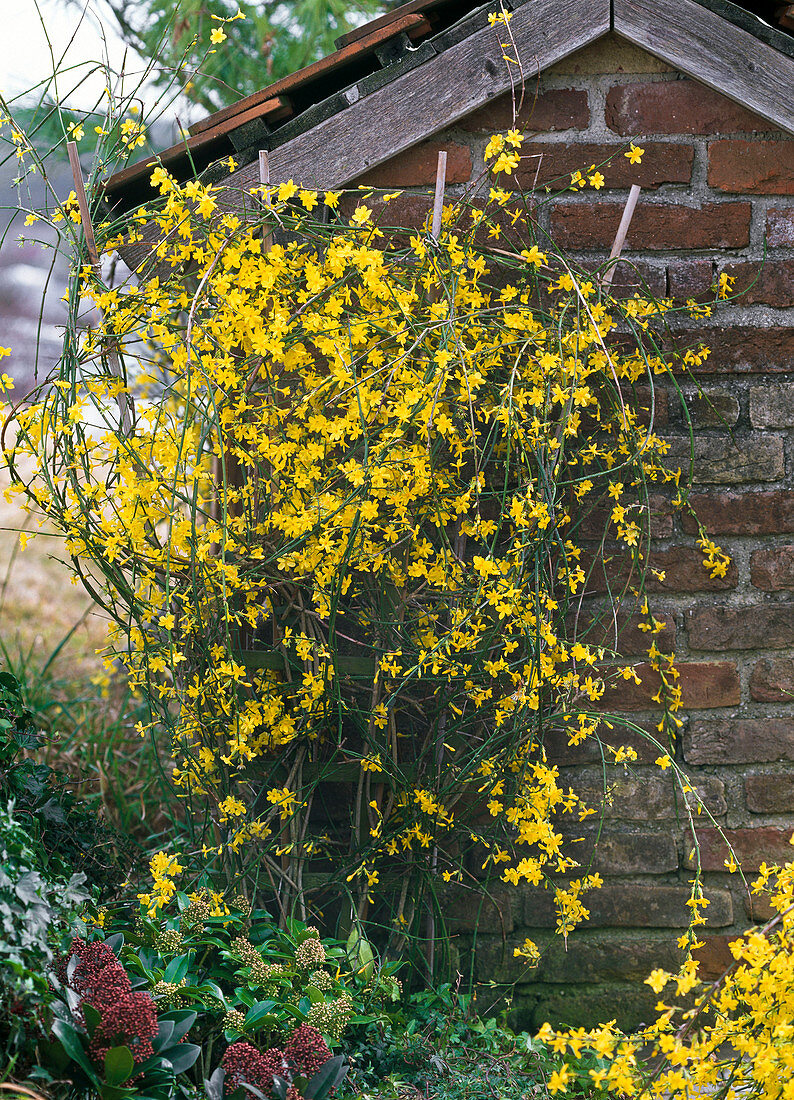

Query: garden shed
left=106, top=0, right=794, bottom=1030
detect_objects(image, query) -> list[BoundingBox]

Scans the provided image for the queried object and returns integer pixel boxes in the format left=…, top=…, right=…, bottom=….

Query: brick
left=544, top=721, right=665, bottom=767
left=746, top=774, right=794, bottom=813
left=475, top=935, right=681, bottom=985
left=668, top=259, right=714, bottom=302
left=723, top=260, right=794, bottom=308
left=648, top=546, right=738, bottom=593
left=550, top=201, right=751, bottom=251
left=570, top=608, right=676, bottom=655
left=709, top=139, right=794, bottom=194
left=680, top=327, right=794, bottom=375
left=750, top=383, right=794, bottom=429
left=586, top=544, right=738, bottom=595
left=750, top=657, right=794, bottom=702
left=524, top=883, right=733, bottom=927
left=580, top=494, right=673, bottom=541
left=684, top=718, right=794, bottom=765
left=751, top=545, right=794, bottom=590
left=512, top=982, right=661, bottom=1033
left=517, top=142, right=692, bottom=190
left=549, top=33, right=674, bottom=74
left=623, top=383, right=669, bottom=427
left=682, top=491, right=794, bottom=535
left=461, top=88, right=588, bottom=133
left=687, top=604, right=794, bottom=651
left=664, top=434, right=784, bottom=484
left=355, top=140, right=472, bottom=187
left=341, top=190, right=431, bottom=230
left=684, top=387, right=739, bottom=428
left=601, top=661, right=740, bottom=710
left=744, top=893, right=776, bottom=921
left=692, top=935, right=735, bottom=980
left=439, top=884, right=514, bottom=934
left=559, top=829, right=679, bottom=873
left=606, top=80, right=769, bottom=136
left=691, top=827, right=794, bottom=871
left=608, top=260, right=667, bottom=300
left=535, top=938, right=682, bottom=983
left=576, top=776, right=726, bottom=821
left=767, top=207, right=794, bottom=247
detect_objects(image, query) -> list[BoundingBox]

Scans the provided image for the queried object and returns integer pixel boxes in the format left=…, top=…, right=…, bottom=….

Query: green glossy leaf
left=162, top=954, right=189, bottom=983
left=304, top=1056, right=348, bottom=1100
left=99, top=1085, right=135, bottom=1100
left=51, top=1019, right=101, bottom=1084
left=152, top=1019, right=175, bottom=1052
left=83, top=1002, right=101, bottom=1037
left=162, top=1041, right=201, bottom=1074
left=244, top=1000, right=278, bottom=1028
left=104, top=1045, right=134, bottom=1086
left=159, top=1008, right=197, bottom=1042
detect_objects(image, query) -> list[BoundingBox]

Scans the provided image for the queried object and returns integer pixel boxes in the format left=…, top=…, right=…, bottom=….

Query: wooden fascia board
left=219, top=0, right=610, bottom=194
left=615, top=0, right=794, bottom=136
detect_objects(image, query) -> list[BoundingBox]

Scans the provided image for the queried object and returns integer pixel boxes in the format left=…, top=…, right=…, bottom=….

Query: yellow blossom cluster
left=543, top=855, right=794, bottom=1098
left=5, top=131, right=727, bottom=934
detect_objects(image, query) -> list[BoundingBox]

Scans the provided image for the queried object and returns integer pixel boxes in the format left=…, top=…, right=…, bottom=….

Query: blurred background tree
left=62, top=0, right=390, bottom=115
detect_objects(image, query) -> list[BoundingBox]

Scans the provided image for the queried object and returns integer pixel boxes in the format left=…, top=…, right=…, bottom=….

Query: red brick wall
left=354, top=32, right=794, bottom=1031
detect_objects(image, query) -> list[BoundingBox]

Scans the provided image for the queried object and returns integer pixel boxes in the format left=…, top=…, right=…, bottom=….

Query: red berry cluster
left=222, top=1026, right=332, bottom=1099
left=285, top=1024, right=331, bottom=1079
left=61, top=938, right=158, bottom=1068
left=222, top=1042, right=290, bottom=1099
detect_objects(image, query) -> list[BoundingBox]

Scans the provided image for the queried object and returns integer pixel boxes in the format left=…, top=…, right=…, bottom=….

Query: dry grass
left=0, top=448, right=108, bottom=676
left=0, top=447, right=174, bottom=842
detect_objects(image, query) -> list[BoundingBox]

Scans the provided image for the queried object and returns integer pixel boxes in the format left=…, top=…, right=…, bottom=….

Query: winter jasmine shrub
left=1, top=114, right=729, bottom=970
left=1, top=20, right=774, bottom=1097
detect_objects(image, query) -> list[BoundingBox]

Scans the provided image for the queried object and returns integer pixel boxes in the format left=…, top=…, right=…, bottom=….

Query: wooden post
left=602, top=183, right=641, bottom=289
left=431, top=150, right=447, bottom=242
left=259, top=150, right=274, bottom=254
left=67, top=142, right=133, bottom=435
left=427, top=150, right=449, bottom=977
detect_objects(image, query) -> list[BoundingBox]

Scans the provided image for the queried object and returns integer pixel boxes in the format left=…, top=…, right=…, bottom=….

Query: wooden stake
left=258, top=149, right=270, bottom=196
left=431, top=150, right=447, bottom=242
left=259, top=149, right=273, bottom=252
left=67, top=141, right=101, bottom=271
left=602, top=183, right=641, bottom=289
left=67, top=141, right=132, bottom=434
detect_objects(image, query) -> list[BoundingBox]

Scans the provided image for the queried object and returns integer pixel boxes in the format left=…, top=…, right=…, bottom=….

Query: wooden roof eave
left=115, top=0, right=611, bottom=273
left=114, top=0, right=794, bottom=277
left=213, top=0, right=611, bottom=194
